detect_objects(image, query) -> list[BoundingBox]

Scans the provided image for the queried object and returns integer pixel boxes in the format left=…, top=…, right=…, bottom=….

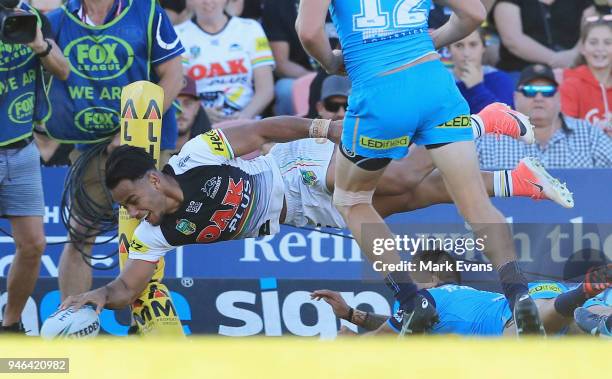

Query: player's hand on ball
left=311, top=289, right=350, bottom=319
left=327, top=120, right=343, bottom=144
left=60, top=287, right=108, bottom=314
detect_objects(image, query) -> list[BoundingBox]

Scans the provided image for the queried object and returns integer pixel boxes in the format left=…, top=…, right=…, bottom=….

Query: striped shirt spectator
left=476, top=115, right=612, bottom=169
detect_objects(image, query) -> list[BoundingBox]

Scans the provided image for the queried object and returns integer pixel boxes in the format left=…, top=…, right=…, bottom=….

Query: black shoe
left=127, top=325, right=139, bottom=335
left=0, top=322, right=26, bottom=335
left=399, top=294, right=439, bottom=336
left=514, top=294, right=546, bottom=336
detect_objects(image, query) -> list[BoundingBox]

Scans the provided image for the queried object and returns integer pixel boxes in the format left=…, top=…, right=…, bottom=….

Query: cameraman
left=0, top=0, right=68, bottom=333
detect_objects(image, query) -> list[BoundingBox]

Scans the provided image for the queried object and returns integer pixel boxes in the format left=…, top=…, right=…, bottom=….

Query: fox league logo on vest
left=64, top=35, right=134, bottom=81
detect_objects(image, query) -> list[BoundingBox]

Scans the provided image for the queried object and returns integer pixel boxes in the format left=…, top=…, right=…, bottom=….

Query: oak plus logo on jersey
left=197, top=178, right=252, bottom=243
left=8, top=92, right=34, bottom=123
left=64, top=35, right=134, bottom=80
left=187, top=58, right=248, bottom=80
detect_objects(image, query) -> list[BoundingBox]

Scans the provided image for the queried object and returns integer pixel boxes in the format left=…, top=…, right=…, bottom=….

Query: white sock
left=471, top=115, right=485, bottom=139
left=493, top=170, right=513, bottom=197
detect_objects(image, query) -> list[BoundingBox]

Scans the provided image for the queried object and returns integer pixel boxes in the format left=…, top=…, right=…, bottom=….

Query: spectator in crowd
left=560, top=16, right=612, bottom=135
left=315, top=75, right=350, bottom=122
left=0, top=1, right=69, bottom=333
left=306, top=69, right=329, bottom=118
left=177, top=0, right=274, bottom=123
left=493, top=0, right=595, bottom=73
left=262, top=0, right=315, bottom=115
left=45, top=0, right=184, bottom=299
left=176, top=76, right=212, bottom=151
left=449, top=28, right=515, bottom=113
left=30, top=0, right=63, bottom=13
left=429, top=2, right=499, bottom=67
left=160, top=0, right=191, bottom=25
left=477, top=64, right=612, bottom=169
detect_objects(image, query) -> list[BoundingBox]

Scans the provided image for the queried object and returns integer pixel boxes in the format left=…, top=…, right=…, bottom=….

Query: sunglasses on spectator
left=585, top=14, right=612, bottom=23
left=324, top=99, right=348, bottom=112
left=518, top=85, right=557, bottom=98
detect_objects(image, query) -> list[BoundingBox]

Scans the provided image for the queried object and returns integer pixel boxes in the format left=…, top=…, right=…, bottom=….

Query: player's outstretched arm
left=222, top=117, right=341, bottom=157
left=312, top=290, right=390, bottom=331
left=430, top=0, right=486, bottom=49
left=60, top=259, right=155, bottom=312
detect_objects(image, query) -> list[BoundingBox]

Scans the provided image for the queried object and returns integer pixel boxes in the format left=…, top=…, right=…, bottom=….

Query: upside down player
left=297, top=0, right=545, bottom=334
left=312, top=251, right=611, bottom=337
left=60, top=111, right=573, bottom=314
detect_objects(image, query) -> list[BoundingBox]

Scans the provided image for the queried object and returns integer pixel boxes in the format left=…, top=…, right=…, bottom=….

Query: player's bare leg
left=332, top=150, right=437, bottom=333
left=58, top=224, right=95, bottom=300
left=2, top=216, right=45, bottom=328
left=427, top=140, right=544, bottom=335
left=332, top=151, right=390, bottom=266
left=330, top=152, right=572, bottom=215
left=376, top=160, right=573, bottom=212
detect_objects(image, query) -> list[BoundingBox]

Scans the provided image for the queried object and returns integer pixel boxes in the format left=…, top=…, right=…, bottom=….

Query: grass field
left=0, top=336, right=609, bottom=379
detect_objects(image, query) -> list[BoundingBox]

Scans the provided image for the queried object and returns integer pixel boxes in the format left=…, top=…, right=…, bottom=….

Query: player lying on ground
left=312, top=251, right=611, bottom=336
left=60, top=110, right=573, bottom=311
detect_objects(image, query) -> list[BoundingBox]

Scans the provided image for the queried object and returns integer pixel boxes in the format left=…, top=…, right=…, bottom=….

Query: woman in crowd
left=176, top=0, right=275, bottom=124
left=561, top=16, right=612, bottom=135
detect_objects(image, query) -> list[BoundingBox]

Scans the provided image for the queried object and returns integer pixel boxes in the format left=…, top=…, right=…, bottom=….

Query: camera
left=0, top=0, right=37, bottom=44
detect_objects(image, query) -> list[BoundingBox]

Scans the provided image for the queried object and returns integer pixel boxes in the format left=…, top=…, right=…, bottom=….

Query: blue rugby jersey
left=329, top=0, right=435, bottom=85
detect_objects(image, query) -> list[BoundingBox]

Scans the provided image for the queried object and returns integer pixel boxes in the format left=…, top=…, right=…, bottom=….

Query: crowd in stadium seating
left=27, top=0, right=612, bottom=169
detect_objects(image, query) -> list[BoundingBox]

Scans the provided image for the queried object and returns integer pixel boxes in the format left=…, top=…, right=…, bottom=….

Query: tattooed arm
left=311, top=289, right=391, bottom=331
left=350, top=309, right=390, bottom=331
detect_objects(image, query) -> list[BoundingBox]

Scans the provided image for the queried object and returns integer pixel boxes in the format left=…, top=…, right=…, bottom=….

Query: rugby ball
left=40, top=306, right=100, bottom=339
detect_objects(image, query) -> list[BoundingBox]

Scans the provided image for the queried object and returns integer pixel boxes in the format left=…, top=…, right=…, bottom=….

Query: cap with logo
left=516, top=64, right=558, bottom=89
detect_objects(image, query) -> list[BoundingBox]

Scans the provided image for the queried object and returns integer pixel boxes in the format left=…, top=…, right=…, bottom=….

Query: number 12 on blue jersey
left=352, top=0, right=429, bottom=42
